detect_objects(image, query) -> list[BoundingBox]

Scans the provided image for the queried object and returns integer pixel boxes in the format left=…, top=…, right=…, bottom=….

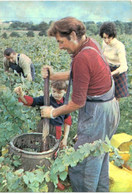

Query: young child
left=14, top=80, right=72, bottom=149
left=14, top=80, right=72, bottom=190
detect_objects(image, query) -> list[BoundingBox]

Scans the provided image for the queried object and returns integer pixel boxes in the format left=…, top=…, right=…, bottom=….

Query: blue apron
left=69, top=80, right=120, bottom=192
left=65, top=43, right=120, bottom=192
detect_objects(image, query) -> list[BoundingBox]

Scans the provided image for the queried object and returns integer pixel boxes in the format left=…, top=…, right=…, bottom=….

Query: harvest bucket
left=109, top=133, right=132, bottom=192
left=9, top=132, right=59, bottom=192
left=110, top=133, right=132, bottom=170
left=109, top=162, right=132, bottom=192
left=9, top=132, right=59, bottom=171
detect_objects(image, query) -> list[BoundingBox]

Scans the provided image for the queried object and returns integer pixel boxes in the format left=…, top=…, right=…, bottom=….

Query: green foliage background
left=1, top=33, right=131, bottom=137
left=2, top=20, right=132, bottom=37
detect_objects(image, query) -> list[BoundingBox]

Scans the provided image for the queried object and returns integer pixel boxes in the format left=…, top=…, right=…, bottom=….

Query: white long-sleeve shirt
left=102, top=38, right=128, bottom=74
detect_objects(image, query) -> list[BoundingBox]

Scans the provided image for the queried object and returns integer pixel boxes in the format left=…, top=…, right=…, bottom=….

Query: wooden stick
left=41, top=70, right=50, bottom=151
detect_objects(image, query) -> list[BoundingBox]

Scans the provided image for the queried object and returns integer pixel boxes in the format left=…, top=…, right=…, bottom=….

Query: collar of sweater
left=109, top=38, right=117, bottom=47
left=56, top=97, right=64, bottom=104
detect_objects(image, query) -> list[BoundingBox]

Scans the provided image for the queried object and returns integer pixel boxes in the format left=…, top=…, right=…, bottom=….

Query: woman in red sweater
left=40, top=17, right=120, bottom=192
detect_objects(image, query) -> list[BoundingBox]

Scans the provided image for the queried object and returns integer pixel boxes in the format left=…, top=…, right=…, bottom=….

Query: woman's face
left=103, top=33, right=113, bottom=45
left=55, top=32, right=79, bottom=54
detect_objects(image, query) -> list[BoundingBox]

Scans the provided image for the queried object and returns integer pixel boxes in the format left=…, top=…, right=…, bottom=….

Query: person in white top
left=99, top=22, right=129, bottom=100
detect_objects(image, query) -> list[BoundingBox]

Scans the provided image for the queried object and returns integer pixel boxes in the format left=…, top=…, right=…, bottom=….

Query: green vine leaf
left=102, top=142, right=110, bottom=152
left=14, top=169, right=24, bottom=176
left=39, top=184, right=48, bottom=192
left=59, top=171, right=68, bottom=181
left=23, top=175, right=29, bottom=185
left=44, top=171, right=50, bottom=182
left=126, top=145, right=132, bottom=168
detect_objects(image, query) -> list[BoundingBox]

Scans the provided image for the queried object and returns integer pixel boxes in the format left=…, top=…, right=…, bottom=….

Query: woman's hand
left=14, top=86, right=24, bottom=97
left=41, top=65, right=54, bottom=79
left=41, top=65, right=70, bottom=81
left=41, top=106, right=55, bottom=118
left=111, top=69, right=119, bottom=77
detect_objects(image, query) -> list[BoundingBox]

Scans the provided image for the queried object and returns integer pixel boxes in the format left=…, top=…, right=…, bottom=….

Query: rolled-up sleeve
left=72, top=56, right=90, bottom=106
left=64, top=115, right=72, bottom=126
left=117, top=45, right=128, bottom=74
left=3, top=57, right=9, bottom=71
left=19, top=54, right=32, bottom=76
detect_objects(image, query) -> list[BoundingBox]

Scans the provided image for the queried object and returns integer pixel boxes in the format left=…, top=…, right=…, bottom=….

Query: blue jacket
left=32, top=95, right=70, bottom=126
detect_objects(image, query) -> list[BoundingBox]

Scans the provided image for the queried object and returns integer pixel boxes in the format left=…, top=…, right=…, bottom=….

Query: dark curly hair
left=99, top=22, right=117, bottom=38
left=47, top=17, right=86, bottom=40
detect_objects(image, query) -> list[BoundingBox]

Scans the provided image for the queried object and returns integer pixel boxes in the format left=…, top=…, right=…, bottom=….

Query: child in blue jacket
left=14, top=80, right=72, bottom=148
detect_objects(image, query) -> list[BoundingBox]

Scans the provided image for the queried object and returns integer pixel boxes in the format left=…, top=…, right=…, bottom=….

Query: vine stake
left=41, top=70, right=50, bottom=151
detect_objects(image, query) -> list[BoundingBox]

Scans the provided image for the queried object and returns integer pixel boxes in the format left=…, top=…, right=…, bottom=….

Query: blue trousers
left=69, top=98, right=120, bottom=192
left=69, top=153, right=109, bottom=192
